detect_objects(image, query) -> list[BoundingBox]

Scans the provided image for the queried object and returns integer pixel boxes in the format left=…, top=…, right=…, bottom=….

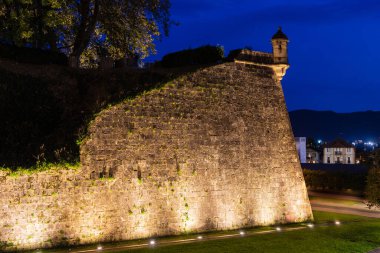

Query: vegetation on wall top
left=161, top=45, right=224, bottom=68
left=0, top=49, right=218, bottom=170
left=0, top=63, right=175, bottom=169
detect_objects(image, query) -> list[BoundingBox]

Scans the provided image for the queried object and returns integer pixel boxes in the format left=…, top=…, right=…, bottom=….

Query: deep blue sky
left=148, top=0, right=380, bottom=113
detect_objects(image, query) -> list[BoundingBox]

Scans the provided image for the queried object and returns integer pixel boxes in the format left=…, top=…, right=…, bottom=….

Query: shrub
left=365, top=149, right=380, bottom=208
left=0, top=68, right=63, bottom=167
left=161, top=45, right=224, bottom=68
left=303, top=169, right=367, bottom=193
left=0, top=44, right=67, bottom=65
left=366, top=167, right=380, bottom=208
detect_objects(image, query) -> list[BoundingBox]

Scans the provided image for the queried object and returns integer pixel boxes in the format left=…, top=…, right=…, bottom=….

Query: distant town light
left=239, top=231, right=245, bottom=236
left=317, top=140, right=322, bottom=144
left=149, top=240, right=156, bottom=245
left=97, top=245, right=103, bottom=250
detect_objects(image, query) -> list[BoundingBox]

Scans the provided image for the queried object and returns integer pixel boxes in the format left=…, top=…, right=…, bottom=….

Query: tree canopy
left=0, top=0, right=171, bottom=67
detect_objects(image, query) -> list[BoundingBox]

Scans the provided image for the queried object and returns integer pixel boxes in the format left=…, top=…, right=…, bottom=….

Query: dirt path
left=309, top=191, right=380, bottom=218
left=311, top=203, right=380, bottom=218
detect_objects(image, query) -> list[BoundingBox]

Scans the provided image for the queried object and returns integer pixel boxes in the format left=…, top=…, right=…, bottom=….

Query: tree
left=0, top=0, right=71, bottom=50
left=0, top=0, right=171, bottom=67
left=365, top=149, right=380, bottom=208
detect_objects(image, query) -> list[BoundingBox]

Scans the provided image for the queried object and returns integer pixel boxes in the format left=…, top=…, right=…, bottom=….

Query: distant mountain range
left=289, top=110, right=380, bottom=141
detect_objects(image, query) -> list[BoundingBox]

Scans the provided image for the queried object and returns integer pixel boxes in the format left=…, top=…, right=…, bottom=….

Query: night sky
left=148, top=0, right=380, bottom=113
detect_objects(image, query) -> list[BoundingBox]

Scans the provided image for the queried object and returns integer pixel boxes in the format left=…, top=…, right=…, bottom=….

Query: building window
left=336, top=157, right=341, bottom=164
left=327, top=157, right=330, bottom=163
left=348, top=157, right=351, bottom=164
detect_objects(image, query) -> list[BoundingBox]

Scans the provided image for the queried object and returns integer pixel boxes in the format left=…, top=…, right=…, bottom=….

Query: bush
left=365, top=149, right=380, bottom=208
left=161, top=45, right=224, bottom=68
left=303, top=169, right=367, bottom=193
left=0, top=68, right=63, bottom=167
left=366, top=167, right=380, bottom=208
left=0, top=44, right=67, bottom=65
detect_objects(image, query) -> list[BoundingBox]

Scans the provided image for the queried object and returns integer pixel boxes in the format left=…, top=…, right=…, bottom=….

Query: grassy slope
left=0, top=58, right=210, bottom=169
left=127, top=211, right=380, bottom=253
left=0, top=59, right=172, bottom=168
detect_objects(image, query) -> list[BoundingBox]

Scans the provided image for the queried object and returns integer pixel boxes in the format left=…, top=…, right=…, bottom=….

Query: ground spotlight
left=307, top=223, right=314, bottom=228
left=335, top=220, right=341, bottom=225
left=197, top=235, right=203, bottom=239
left=276, top=227, right=281, bottom=231
left=97, top=245, right=103, bottom=250
left=149, top=239, right=156, bottom=246
left=239, top=231, right=245, bottom=236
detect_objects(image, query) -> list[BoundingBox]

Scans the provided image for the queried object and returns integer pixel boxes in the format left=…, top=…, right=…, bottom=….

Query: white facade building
left=323, top=139, right=355, bottom=164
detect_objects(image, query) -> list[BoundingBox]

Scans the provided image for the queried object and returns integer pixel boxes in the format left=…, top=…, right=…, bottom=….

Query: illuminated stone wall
left=0, top=62, right=312, bottom=251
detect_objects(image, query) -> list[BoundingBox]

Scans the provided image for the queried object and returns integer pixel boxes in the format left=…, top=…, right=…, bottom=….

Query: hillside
left=289, top=110, right=380, bottom=141
left=0, top=58, right=181, bottom=168
left=0, top=49, right=226, bottom=169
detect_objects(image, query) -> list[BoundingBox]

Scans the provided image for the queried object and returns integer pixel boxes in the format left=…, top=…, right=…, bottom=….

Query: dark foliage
left=0, top=61, right=193, bottom=168
left=303, top=169, right=367, bottom=193
left=0, top=44, right=67, bottom=65
left=366, top=167, right=380, bottom=208
left=161, top=45, right=224, bottom=68
left=0, top=69, right=63, bottom=166
left=365, top=149, right=380, bottom=208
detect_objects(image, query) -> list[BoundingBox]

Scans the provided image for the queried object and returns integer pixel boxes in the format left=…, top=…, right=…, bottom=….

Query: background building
left=306, top=148, right=320, bottom=163
left=295, top=137, right=307, bottom=163
left=323, top=139, right=355, bottom=164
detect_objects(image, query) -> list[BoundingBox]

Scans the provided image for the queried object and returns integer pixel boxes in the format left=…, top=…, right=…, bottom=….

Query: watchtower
left=272, top=27, right=289, bottom=64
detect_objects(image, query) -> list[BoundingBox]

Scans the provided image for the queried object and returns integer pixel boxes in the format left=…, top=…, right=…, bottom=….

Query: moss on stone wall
left=0, top=161, right=80, bottom=178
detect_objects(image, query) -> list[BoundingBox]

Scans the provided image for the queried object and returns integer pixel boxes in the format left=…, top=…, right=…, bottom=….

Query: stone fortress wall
left=0, top=61, right=312, bottom=251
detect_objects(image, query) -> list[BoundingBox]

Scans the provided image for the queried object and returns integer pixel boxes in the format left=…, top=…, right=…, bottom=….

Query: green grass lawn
left=121, top=211, right=380, bottom=253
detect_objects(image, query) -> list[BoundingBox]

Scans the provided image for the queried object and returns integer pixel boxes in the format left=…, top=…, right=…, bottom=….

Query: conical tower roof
left=272, top=27, right=288, bottom=40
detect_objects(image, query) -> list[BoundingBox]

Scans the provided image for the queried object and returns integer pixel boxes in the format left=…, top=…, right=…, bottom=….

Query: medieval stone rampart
left=0, top=62, right=312, bottom=251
